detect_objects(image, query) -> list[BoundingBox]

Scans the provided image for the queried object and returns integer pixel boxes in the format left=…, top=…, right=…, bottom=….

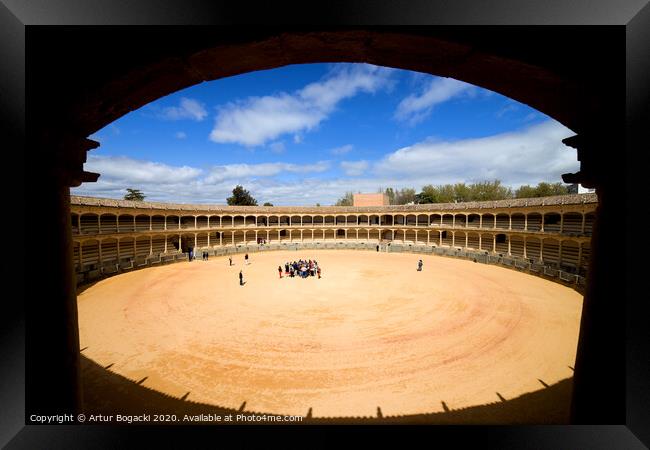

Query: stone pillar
left=149, top=236, right=153, bottom=255
left=149, top=215, right=152, bottom=231
left=509, top=215, right=512, bottom=230
left=523, top=237, right=527, bottom=258
left=164, top=236, right=167, bottom=253
left=439, top=231, right=443, bottom=246
left=524, top=214, right=528, bottom=231
left=28, top=185, right=82, bottom=415
left=465, top=233, right=468, bottom=248
left=479, top=234, right=482, bottom=250
left=492, top=235, right=496, bottom=252
left=508, top=237, right=511, bottom=255
left=541, top=215, right=545, bottom=232
left=452, top=215, right=455, bottom=228
left=164, top=216, right=167, bottom=230
left=194, top=233, right=197, bottom=249
left=479, top=214, right=483, bottom=229
left=452, top=232, right=455, bottom=247
left=427, top=230, right=430, bottom=245
left=540, top=239, right=544, bottom=261
left=581, top=213, right=586, bottom=234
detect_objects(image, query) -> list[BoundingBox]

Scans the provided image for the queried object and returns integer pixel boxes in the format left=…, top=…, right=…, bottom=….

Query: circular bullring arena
left=73, top=193, right=596, bottom=421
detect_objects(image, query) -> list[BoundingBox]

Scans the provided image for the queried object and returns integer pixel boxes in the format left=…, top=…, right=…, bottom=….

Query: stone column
left=509, top=215, right=512, bottom=230
left=492, top=235, right=496, bottom=252
left=28, top=183, right=83, bottom=415
left=149, top=236, right=153, bottom=255
left=452, top=232, right=455, bottom=247
left=525, top=214, right=528, bottom=231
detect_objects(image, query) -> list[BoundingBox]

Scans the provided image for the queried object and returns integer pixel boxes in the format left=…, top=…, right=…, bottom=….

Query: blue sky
left=72, top=63, right=579, bottom=205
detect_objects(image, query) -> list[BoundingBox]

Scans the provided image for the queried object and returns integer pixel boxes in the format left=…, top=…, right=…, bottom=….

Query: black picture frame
left=2, top=0, right=648, bottom=447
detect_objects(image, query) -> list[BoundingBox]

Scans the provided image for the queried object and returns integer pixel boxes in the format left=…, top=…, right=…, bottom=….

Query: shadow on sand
left=81, top=355, right=574, bottom=424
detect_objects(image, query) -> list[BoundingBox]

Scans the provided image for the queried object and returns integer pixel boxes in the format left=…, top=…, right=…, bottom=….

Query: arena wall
left=70, top=193, right=597, bottom=291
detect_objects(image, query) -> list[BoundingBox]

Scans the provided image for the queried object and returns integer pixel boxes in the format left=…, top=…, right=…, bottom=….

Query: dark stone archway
left=28, top=27, right=624, bottom=424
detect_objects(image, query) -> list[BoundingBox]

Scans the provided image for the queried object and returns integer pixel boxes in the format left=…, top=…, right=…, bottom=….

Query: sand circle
left=77, top=250, right=582, bottom=417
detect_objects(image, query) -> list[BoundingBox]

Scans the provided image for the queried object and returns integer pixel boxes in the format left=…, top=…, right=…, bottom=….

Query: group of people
left=279, top=259, right=321, bottom=279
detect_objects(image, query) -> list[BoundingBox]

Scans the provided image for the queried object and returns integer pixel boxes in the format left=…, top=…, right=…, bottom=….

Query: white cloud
left=340, top=160, right=368, bottom=176
left=269, top=141, right=286, bottom=153
left=161, top=98, right=208, bottom=121
left=373, top=120, right=578, bottom=186
left=72, top=120, right=578, bottom=206
left=395, top=77, right=476, bottom=125
left=175, top=131, right=187, bottom=139
left=204, top=161, right=330, bottom=183
left=82, top=155, right=201, bottom=184
left=209, top=64, right=394, bottom=147
left=330, top=144, right=353, bottom=155
left=293, top=134, right=303, bottom=144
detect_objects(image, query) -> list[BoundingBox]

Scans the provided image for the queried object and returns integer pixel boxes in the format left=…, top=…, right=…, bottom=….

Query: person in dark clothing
left=229, top=256, right=232, bottom=266
left=239, top=270, right=244, bottom=286
left=417, top=259, right=423, bottom=271
left=285, top=262, right=289, bottom=273
left=376, top=245, right=379, bottom=252
left=188, top=249, right=193, bottom=261
left=278, top=266, right=283, bottom=278
left=317, top=266, right=321, bottom=279
left=245, top=253, right=249, bottom=264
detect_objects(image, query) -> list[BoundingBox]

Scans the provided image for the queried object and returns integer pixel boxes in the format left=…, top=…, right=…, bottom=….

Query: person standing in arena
left=239, top=270, right=244, bottom=286
left=278, top=266, right=283, bottom=278
left=245, top=253, right=249, bottom=264
left=229, top=256, right=232, bottom=266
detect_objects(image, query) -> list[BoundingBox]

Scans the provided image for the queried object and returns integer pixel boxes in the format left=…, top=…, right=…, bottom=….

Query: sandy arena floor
left=77, top=250, right=583, bottom=418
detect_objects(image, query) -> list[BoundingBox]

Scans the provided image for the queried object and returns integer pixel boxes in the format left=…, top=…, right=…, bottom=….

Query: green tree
left=383, top=187, right=396, bottom=205
left=124, top=188, right=145, bottom=201
left=263, top=202, right=273, bottom=206
left=395, top=188, right=416, bottom=205
left=226, top=185, right=258, bottom=206
left=515, top=182, right=569, bottom=198
left=335, top=191, right=354, bottom=206
left=468, top=180, right=513, bottom=201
